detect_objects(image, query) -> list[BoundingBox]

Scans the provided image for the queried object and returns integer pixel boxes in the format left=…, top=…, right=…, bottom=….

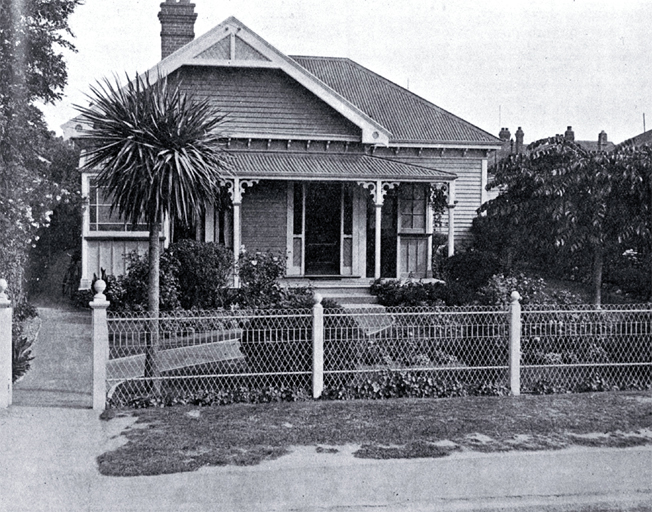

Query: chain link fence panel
left=104, top=303, right=652, bottom=405
left=322, top=306, right=510, bottom=391
left=107, top=309, right=313, bottom=403
left=521, top=304, right=652, bottom=392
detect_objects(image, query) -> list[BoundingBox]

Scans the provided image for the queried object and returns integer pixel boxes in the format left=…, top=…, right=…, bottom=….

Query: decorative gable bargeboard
left=73, top=10, right=502, bottom=289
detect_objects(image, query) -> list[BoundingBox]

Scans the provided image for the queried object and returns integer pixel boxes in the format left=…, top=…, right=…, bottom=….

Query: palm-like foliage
left=77, top=73, right=231, bottom=227
left=76, top=73, right=231, bottom=382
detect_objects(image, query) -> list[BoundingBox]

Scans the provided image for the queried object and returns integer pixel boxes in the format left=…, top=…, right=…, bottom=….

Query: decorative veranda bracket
left=358, top=181, right=400, bottom=206
left=225, top=178, right=259, bottom=204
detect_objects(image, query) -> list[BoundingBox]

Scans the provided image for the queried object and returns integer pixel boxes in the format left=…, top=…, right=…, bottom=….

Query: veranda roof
left=224, top=151, right=456, bottom=182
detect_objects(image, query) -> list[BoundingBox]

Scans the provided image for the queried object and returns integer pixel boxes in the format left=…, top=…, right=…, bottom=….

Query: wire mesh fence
left=520, top=304, right=652, bottom=392
left=322, top=306, right=510, bottom=391
left=106, top=309, right=313, bottom=403
left=102, top=302, right=652, bottom=406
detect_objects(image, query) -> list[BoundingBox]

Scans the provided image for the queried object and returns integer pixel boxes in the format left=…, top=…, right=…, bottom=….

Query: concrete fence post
left=312, top=293, right=324, bottom=399
left=509, top=291, right=522, bottom=396
left=90, top=279, right=110, bottom=411
left=0, top=279, right=12, bottom=408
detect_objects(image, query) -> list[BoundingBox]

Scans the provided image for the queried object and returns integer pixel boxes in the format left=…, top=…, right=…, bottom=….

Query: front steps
left=282, top=278, right=394, bottom=336
left=283, top=278, right=378, bottom=306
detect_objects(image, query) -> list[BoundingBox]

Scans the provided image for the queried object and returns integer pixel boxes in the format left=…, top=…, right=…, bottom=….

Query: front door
left=305, top=183, right=341, bottom=275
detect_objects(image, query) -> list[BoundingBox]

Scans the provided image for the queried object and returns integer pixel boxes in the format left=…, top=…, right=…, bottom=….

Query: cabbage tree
left=76, top=73, right=231, bottom=381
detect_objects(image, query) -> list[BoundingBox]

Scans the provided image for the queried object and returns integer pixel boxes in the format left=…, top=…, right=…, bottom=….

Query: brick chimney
left=564, top=126, right=575, bottom=142
left=498, top=127, right=511, bottom=142
left=515, top=127, right=524, bottom=154
left=597, top=130, right=608, bottom=151
left=158, top=0, right=197, bottom=60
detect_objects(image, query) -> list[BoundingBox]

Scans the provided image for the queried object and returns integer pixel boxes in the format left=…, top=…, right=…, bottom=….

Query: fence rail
left=89, top=282, right=652, bottom=410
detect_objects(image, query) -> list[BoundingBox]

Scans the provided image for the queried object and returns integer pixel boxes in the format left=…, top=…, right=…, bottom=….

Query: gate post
left=0, top=279, right=12, bottom=408
left=90, top=280, right=110, bottom=411
left=509, top=291, right=522, bottom=396
left=312, top=293, right=324, bottom=399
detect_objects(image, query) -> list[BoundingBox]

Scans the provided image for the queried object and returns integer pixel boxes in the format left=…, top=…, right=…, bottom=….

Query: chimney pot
left=498, top=127, right=511, bottom=142
left=515, top=126, right=524, bottom=154
left=597, top=130, right=608, bottom=151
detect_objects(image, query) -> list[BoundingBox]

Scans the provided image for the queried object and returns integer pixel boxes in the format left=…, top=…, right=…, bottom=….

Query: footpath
left=0, top=306, right=651, bottom=511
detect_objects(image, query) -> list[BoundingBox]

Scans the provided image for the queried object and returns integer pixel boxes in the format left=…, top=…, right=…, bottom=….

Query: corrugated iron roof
left=291, top=56, right=500, bottom=146
left=225, top=151, right=456, bottom=181
left=617, top=129, right=652, bottom=149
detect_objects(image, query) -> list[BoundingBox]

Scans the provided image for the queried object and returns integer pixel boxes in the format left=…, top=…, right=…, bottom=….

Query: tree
left=483, top=136, right=629, bottom=305
left=76, top=73, right=231, bottom=382
left=606, top=143, right=652, bottom=299
left=0, top=0, right=82, bottom=298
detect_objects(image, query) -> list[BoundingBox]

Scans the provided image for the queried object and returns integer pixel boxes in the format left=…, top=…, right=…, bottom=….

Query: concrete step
left=319, top=290, right=378, bottom=305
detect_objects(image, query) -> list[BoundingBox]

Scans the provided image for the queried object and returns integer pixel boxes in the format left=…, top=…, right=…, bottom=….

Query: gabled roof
left=147, top=16, right=391, bottom=145
left=143, top=16, right=500, bottom=149
left=225, top=151, right=456, bottom=182
left=292, top=56, right=501, bottom=147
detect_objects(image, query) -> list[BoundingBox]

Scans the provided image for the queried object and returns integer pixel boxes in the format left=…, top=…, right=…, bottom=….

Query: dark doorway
left=305, top=183, right=341, bottom=275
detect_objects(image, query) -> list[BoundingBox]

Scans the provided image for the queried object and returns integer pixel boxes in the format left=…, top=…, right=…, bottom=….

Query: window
left=399, top=183, right=427, bottom=232
left=88, top=178, right=148, bottom=232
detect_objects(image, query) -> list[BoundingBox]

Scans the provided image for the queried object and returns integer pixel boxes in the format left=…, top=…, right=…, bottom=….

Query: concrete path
left=0, top=405, right=651, bottom=512
left=13, top=306, right=92, bottom=408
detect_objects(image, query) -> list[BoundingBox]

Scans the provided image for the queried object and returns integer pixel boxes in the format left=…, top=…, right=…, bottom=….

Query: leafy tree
left=76, top=73, right=231, bottom=381
left=483, top=136, right=630, bottom=305
left=605, top=143, right=652, bottom=299
left=0, top=0, right=82, bottom=298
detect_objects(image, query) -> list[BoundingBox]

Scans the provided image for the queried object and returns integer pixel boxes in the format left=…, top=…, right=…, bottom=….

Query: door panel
left=305, top=183, right=341, bottom=275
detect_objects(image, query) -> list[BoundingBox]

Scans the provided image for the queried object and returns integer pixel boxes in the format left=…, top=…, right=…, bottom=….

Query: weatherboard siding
left=86, top=239, right=149, bottom=279
left=241, top=181, right=287, bottom=255
left=394, top=156, right=483, bottom=243
left=177, top=67, right=361, bottom=140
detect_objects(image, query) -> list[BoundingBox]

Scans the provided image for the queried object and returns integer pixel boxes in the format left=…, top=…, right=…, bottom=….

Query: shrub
left=166, top=240, right=234, bottom=309
left=237, top=251, right=285, bottom=307
left=12, top=326, right=34, bottom=383
left=443, top=250, right=501, bottom=292
left=12, top=305, right=37, bottom=383
left=370, top=278, right=476, bottom=307
left=477, top=273, right=584, bottom=306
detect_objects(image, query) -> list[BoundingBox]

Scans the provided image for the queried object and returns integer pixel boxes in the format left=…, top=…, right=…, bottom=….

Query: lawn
left=98, top=390, right=652, bottom=476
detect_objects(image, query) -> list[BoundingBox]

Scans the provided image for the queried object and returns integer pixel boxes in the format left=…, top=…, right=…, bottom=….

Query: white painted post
left=509, top=291, right=522, bottom=396
left=447, top=180, right=457, bottom=257
left=90, top=279, right=110, bottom=411
left=0, top=279, right=12, bottom=408
left=312, top=293, right=324, bottom=399
left=374, top=204, right=382, bottom=279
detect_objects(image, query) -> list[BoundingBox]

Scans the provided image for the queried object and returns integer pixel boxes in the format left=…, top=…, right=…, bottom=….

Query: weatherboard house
left=67, top=1, right=501, bottom=291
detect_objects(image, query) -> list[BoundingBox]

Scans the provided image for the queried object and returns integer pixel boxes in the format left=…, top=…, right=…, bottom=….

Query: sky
left=40, top=0, right=652, bottom=145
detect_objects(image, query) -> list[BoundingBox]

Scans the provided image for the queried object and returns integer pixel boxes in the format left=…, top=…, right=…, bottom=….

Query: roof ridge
left=290, top=55, right=351, bottom=61
left=293, top=55, right=500, bottom=144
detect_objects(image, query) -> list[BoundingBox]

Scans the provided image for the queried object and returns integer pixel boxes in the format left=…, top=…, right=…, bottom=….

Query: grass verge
left=98, top=390, right=652, bottom=476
